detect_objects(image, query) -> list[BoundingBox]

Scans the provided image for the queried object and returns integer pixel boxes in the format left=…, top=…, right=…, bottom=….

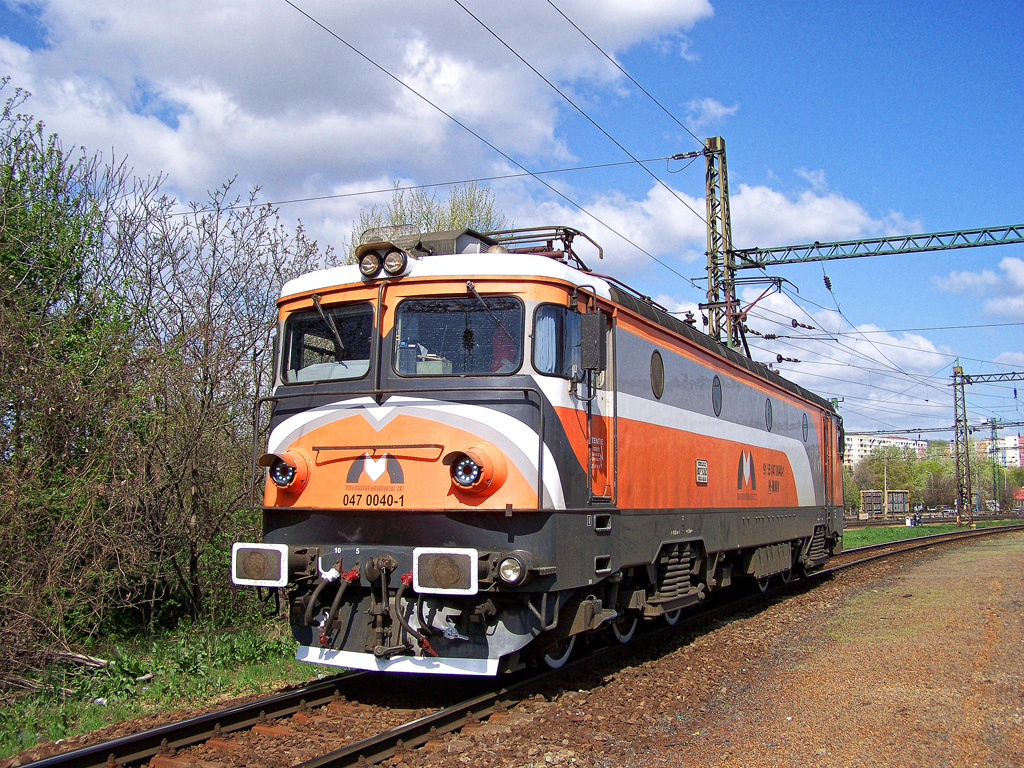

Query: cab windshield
left=394, top=296, right=523, bottom=376
left=282, top=302, right=373, bottom=383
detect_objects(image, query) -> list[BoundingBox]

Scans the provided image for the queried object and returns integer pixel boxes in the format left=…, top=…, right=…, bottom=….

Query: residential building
left=975, top=434, right=1022, bottom=468
left=843, top=434, right=929, bottom=469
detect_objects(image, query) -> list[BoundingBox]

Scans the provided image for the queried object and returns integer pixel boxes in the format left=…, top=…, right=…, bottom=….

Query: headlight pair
left=359, top=248, right=407, bottom=278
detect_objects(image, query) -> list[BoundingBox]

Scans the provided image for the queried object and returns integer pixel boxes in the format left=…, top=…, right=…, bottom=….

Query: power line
left=282, top=0, right=702, bottom=290
left=543, top=0, right=705, bottom=148
left=748, top=306, right=1024, bottom=405
left=178, top=156, right=676, bottom=215
left=800, top=320, right=1024, bottom=337
left=451, top=0, right=709, bottom=230
left=746, top=303, right=936, bottom=392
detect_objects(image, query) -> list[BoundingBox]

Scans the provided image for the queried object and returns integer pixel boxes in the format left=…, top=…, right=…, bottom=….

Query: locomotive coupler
left=373, top=643, right=413, bottom=659
left=365, top=554, right=399, bottom=653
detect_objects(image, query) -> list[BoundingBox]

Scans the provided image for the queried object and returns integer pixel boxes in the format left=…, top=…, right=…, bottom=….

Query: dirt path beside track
left=411, top=532, right=1024, bottom=768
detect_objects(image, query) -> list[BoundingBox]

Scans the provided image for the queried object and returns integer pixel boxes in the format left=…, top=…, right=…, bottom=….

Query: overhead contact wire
left=544, top=0, right=706, bottom=149
left=451, top=0, right=709, bottom=230
left=283, top=0, right=701, bottom=290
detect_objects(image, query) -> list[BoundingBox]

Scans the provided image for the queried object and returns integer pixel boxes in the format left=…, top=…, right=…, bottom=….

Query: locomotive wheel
left=611, top=614, right=638, bottom=644
left=663, top=608, right=682, bottom=626
left=780, top=568, right=794, bottom=585
left=756, top=576, right=771, bottom=593
left=542, top=636, right=576, bottom=669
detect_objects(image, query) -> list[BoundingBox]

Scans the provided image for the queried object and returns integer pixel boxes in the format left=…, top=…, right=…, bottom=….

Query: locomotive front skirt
left=232, top=227, right=844, bottom=675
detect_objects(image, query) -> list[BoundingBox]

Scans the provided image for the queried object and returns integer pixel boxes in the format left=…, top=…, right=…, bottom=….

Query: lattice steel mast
left=702, top=136, right=739, bottom=349
left=951, top=368, right=1024, bottom=527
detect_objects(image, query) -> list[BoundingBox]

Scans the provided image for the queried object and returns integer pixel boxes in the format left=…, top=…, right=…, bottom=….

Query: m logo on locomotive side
left=737, top=450, right=756, bottom=490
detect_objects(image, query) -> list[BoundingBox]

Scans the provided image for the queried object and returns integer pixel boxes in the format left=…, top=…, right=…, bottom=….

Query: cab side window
left=533, top=304, right=581, bottom=379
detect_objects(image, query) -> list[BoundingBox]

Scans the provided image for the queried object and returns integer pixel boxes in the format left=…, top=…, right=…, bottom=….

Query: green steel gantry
left=692, top=136, right=1024, bottom=352
left=689, top=137, right=1024, bottom=524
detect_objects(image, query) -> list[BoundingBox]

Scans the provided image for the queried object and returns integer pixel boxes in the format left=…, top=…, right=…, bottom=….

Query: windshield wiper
left=311, top=294, right=348, bottom=365
left=465, top=280, right=516, bottom=343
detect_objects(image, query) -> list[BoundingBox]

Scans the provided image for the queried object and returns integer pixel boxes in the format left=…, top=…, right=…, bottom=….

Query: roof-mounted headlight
left=358, top=251, right=382, bottom=278
left=382, top=248, right=408, bottom=276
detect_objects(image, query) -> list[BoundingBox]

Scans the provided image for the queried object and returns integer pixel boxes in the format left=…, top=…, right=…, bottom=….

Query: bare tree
left=0, top=78, right=327, bottom=686
left=103, top=181, right=323, bottom=625
left=347, top=182, right=509, bottom=260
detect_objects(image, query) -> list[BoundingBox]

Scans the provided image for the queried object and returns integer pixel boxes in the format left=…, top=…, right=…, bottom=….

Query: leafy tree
left=852, top=446, right=918, bottom=496
left=0, top=80, right=326, bottom=687
left=0, top=78, right=142, bottom=681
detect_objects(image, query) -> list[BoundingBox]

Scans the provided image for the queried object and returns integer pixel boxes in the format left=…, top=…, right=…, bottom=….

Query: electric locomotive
left=231, top=226, right=844, bottom=675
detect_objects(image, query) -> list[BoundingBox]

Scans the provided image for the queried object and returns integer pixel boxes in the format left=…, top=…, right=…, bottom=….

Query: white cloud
left=1, top=0, right=716, bottom=245
left=933, top=257, right=1024, bottom=319
left=794, top=166, right=827, bottom=192
left=685, top=97, right=738, bottom=129
left=995, top=351, right=1024, bottom=367
left=934, top=268, right=1001, bottom=295
left=730, top=183, right=921, bottom=248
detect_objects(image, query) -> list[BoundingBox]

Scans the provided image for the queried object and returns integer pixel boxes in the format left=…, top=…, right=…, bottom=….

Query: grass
left=0, top=623, right=314, bottom=760
left=842, top=518, right=1021, bottom=549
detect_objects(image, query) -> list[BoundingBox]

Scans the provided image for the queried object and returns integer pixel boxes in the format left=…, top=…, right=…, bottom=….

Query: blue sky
left=2, top=0, right=1022, bottom=435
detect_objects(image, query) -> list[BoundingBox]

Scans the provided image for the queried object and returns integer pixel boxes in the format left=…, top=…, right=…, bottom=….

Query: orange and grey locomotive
left=231, top=226, right=844, bottom=675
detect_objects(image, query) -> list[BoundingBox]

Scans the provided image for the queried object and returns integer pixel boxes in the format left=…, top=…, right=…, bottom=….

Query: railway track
left=20, top=523, right=1023, bottom=768
left=825, top=522, right=1024, bottom=573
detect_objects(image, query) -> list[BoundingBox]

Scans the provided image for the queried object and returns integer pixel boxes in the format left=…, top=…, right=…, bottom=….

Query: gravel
left=401, top=531, right=1024, bottom=768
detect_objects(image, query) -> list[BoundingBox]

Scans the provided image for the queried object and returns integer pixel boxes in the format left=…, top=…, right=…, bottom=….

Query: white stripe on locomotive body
left=615, top=392, right=817, bottom=505
left=267, top=396, right=566, bottom=508
left=280, top=254, right=615, bottom=300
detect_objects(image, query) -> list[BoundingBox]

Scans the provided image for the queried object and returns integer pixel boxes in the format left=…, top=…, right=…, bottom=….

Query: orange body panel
left=616, top=416, right=800, bottom=510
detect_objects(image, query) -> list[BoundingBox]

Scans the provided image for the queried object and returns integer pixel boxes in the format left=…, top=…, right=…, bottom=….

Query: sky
left=2, top=0, right=1022, bottom=437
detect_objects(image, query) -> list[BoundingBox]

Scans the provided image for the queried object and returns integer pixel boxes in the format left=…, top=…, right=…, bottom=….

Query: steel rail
left=296, top=524, right=1024, bottom=767
left=818, top=523, right=1024, bottom=575
left=21, top=672, right=363, bottom=768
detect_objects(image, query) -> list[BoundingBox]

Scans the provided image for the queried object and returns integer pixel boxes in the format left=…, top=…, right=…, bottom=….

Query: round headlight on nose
left=452, top=455, right=482, bottom=487
left=270, top=458, right=296, bottom=487
left=445, top=443, right=508, bottom=497
left=258, top=449, right=310, bottom=494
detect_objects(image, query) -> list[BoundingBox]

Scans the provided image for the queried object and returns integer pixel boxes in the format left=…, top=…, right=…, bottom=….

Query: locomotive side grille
left=807, top=525, right=829, bottom=563
left=653, top=543, right=695, bottom=602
